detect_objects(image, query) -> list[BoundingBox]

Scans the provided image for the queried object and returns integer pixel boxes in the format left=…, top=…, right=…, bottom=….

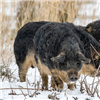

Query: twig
left=26, top=78, right=29, bottom=95
left=85, top=98, right=90, bottom=100
left=96, top=90, right=100, bottom=98
left=0, top=88, right=51, bottom=91
left=73, top=97, right=78, bottom=100
left=63, top=86, right=68, bottom=100
left=91, top=76, right=95, bottom=93
left=83, top=79, right=91, bottom=95
left=79, top=76, right=85, bottom=93
left=90, top=44, right=100, bottom=57
left=80, top=73, right=100, bottom=98
left=20, top=88, right=27, bottom=99
left=8, top=90, right=17, bottom=95
left=29, top=89, right=39, bottom=97
left=91, top=78, right=99, bottom=97
left=48, top=92, right=60, bottom=100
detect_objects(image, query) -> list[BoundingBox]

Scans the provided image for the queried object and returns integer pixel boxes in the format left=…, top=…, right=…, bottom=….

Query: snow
left=0, top=62, right=100, bottom=100
left=74, top=2, right=100, bottom=26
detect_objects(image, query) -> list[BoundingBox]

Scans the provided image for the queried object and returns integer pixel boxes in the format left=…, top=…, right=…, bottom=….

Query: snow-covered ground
left=0, top=62, right=100, bottom=100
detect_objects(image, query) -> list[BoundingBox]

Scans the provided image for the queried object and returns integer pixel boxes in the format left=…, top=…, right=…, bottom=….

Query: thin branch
left=90, top=44, right=100, bottom=57
left=0, top=88, right=52, bottom=91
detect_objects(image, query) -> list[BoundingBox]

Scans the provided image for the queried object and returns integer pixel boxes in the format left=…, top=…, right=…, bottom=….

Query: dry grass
left=16, top=1, right=83, bottom=28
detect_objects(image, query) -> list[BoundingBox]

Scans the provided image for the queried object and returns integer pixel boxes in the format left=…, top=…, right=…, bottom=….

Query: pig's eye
left=77, top=61, right=82, bottom=70
left=77, top=61, right=81, bottom=67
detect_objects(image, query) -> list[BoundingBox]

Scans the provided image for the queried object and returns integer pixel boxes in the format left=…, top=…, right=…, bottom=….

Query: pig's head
left=51, top=47, right=90, bottom=84
left=85, top=20, right=100, bottom=43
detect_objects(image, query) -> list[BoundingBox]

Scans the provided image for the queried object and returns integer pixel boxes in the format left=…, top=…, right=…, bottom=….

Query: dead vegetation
left=79, top=45, right=100, bottom=98
left=79, top=74, right=100, bottom=98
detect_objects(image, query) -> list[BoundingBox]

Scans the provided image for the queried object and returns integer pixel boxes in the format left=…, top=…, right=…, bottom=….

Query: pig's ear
left=93, top=53, right=100, bottom=60
left=85, top=26, right=92, bottom=33
left=77, top=52, right=91, bottom=64
left=51, top=52, right=66, bottom=63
